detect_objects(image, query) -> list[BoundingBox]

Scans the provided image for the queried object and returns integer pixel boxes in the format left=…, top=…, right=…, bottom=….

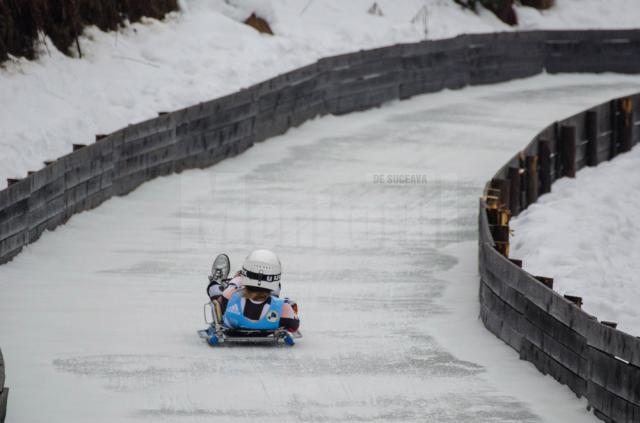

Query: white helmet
left=241, top=249, right=281, bottom=291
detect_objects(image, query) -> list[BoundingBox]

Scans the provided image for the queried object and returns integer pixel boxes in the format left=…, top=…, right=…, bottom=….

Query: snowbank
left=1, top=0, right=639, bottom=188
left=511, top=147, right=640, bottom=335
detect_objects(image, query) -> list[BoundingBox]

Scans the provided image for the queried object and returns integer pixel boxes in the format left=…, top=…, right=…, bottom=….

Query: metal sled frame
left=198, top=301, right=302, bottom=345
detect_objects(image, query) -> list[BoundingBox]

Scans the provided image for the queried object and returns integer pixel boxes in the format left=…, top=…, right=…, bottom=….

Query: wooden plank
left=525, top=155, right=539, bottom=206
left=542, top=332, right=589, bottom=379
left=522, top=298, right=587, bottom=358
left=482, top=244, right=596, bottom=337
left=480, top=300, right=523, bottom=352
left=587, top=321, right=640, bottom=367
left=588, top=345, right=640, bottom=406
left=490, top=178, right=510, bottom=209
left=0, top=387, right=7, bottom=423
left=620, top=97, right=633, bottom=153
left=538, top=140, right=552, bottom=194
left=586, top=110, right=599, bottom=166
left=520, top=338, right=587, bottom=398
left=560, top=125, right=577, bottom=178
left=588, top=380, right=640, bottom=423
left=534, top=275, right=554, bottom=289
left=480, top=280, right=541, bottom=346
left=610, top=99, right=619, bottom=159
left=507, top=167, right=521, bottom=216
left=0, top=347, right=4, bottom=390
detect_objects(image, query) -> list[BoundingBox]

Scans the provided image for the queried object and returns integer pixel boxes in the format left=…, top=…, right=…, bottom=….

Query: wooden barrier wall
left=479, top=93, right=640, bottom=423
left=0, top=348, right=6, bottom=423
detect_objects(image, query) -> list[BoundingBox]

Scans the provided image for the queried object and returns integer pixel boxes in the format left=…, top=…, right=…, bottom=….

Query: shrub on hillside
left=0, top=0, right=178, bottom=62
left=454, top=0, right=554, bottom=26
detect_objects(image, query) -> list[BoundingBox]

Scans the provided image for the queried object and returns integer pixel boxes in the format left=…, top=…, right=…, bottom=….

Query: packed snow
left=2, top=0, right=640, bottom=188
left=2, top=73, right=639, bottom=422
left=511, top=147, right=640, bottom=336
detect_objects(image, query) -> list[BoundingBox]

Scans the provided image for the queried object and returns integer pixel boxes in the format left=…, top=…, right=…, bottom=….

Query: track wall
left=479, top=89, right=640, bottom=423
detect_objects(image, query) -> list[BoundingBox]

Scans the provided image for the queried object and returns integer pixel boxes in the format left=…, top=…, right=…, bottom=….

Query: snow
left=1, top=73, right=639, bottom=422
left=2, top=0, right=640, bottom=188
left=510, top=147, right=640, bottom=336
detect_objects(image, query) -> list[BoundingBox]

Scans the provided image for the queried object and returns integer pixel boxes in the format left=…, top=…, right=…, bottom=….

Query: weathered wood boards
left=479, top=90, right=640, bottom=422
left=0, top=348, right=6, bottom=423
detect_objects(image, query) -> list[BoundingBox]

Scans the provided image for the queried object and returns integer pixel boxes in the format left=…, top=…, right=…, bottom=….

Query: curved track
left=1, top=74, right=639, bottom=422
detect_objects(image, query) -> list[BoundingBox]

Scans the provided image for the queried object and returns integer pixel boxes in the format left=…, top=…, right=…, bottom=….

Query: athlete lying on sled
left=199, top=249, right=301, bottom=346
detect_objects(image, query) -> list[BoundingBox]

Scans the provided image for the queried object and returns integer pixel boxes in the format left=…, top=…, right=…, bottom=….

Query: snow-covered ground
left=1, top=73, right=639, bottom=422
left=1, top=0, right=640, bottom=188
left=511, top=147, right=640, bottom=336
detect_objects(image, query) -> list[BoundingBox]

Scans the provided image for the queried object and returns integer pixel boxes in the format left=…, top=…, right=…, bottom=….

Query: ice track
left=1, top=74, right=639, bottom=422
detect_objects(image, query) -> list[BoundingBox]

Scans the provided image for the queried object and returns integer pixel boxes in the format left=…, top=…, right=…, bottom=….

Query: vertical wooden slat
left=538, top=140, right=552, bottom=193
left=491, top=178, right=510, bottom=209
left=620, top=98, right=633, bottom=153
left=560, top=125, right=576, bottom=178
left=508, top=167, right=521, bottom=216
left=610, top=99, right=619, bottom=159
left=585, top=110, right=599, bottom=167
left=525, top=155, right=539, bottom=206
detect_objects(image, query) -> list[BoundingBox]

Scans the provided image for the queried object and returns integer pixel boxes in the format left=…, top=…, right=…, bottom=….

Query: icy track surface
left=511, top=147, right=640, bottom=336
left=1, top=74, right=640, bottom=422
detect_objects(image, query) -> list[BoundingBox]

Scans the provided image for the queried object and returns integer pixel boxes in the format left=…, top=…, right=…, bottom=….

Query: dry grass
left=0, top=0, right=178, bottom=62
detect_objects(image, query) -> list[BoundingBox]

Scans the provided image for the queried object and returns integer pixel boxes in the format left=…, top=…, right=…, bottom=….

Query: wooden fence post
left=560, top=125, right=576, bottom=178
left=564, top=295, right=583, bottom=308
left=534, top=276, right=554, bottom=289
left=0, top=347, right=6, bottom=423
left=509, top=258, right=523, bottom=267
left=620, top=98, right=633, bottom=153
left=586, top=110, right=599, bottom=166
left=508, top=167, right=521, bottom=216
left=491, top=225, right=510, bottom=258
left=538, top=140, right=552, bottom=194
left=491, top=178, right=510, bottom=209
left=525, top=155, right=539, bottom=206
left=610, top=100, right=619, bottom=159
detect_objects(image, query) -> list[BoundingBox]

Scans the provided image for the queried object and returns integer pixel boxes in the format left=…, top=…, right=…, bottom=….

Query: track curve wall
left=478, top=90, right=640, bottom=422
left=0, top=348, right=6, bottom=423
left=1, top=29, right=640, bottom=423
